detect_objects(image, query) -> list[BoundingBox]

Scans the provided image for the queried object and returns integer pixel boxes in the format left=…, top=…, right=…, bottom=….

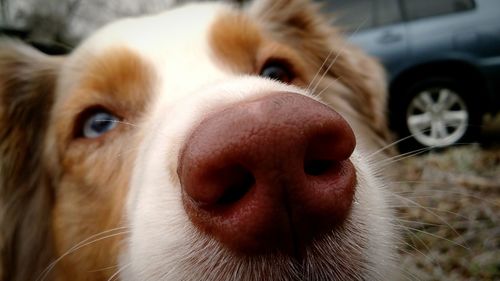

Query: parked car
left=319, top=0, right=500, bottom=152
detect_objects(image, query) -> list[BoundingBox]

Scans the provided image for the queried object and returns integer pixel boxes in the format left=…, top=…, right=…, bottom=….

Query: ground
left=393, top=141, right=500, bottom=280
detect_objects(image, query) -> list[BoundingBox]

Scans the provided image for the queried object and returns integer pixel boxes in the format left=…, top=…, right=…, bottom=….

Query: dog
left=0, top=0, right=398, bottom=280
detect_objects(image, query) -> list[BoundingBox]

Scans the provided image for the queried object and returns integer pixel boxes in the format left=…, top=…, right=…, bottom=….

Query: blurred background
left=0, top=0, right=192, bottom=53
left=1, top=0, right=499, bottom=280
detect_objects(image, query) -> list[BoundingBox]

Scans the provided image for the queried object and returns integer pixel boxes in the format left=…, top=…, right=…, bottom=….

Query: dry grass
left=392, top=144, right=500, bottom=281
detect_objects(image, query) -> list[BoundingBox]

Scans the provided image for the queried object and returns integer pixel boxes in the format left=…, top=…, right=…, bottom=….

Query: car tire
left=391, top=77, right=482, bottom=153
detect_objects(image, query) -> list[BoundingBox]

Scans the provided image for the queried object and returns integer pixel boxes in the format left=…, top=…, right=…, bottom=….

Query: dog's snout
left=178, top=92, right=356, bottom=255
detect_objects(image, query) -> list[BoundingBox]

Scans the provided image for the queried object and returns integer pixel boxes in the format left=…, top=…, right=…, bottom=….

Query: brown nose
left=178, top=92, right=356, bottom=256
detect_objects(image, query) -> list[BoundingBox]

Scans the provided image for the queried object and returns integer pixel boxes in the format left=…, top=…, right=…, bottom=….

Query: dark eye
left=80, top=110, right=119, bottom=139
left=259, top=60, right=294, bottom=83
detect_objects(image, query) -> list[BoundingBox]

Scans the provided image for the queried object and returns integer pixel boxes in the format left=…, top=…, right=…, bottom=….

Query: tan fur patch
left=209, top=10, right=313, bottom=86
left=49, top=47, right=154, bottom=280
left=209, top=11, right=263, bottom=73
left=55, top=47, right=154, bottom=145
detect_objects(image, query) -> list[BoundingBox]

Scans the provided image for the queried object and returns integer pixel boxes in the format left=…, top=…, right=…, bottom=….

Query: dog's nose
left=178, top=92, right=356, bottom=256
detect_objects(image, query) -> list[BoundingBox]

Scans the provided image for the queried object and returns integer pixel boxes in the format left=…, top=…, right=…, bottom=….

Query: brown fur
left=209, top=11, right=262, bottom=73
left=48, top=47, right=155, bottom=281
left=209, top=9, right=314, bottom=88
left=0, top=40, right=60, bottom=281
left=0, top=44, right=154, bottom=280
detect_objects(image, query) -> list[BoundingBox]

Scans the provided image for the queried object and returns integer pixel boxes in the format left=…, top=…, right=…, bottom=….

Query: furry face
left=0, top=1, right=397, bottom=280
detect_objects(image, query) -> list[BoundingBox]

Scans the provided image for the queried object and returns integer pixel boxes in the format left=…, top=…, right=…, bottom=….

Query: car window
left=402, top=0, right=476, bottom=20
left=319, top=0, right=375, bottom=31
left=376, top=0, right=402, bottom=26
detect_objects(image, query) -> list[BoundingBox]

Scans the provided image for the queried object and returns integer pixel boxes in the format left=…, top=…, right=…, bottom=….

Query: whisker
left=369, top=123, right=480, bottom=159
left=107, top=263, right=131, bottom=281
left=390, top=185, right=500, bottom=206
left=393, top=230, right=439, bottom=270
left=379, top=141, right=476, bottom=167
left=400, top=225, right=468, bottom=249
left=393, top=218, right=444, bottom=227
left=391, top=205, right=471, bottom=221
left=306, top=45, right=337, bottom=92
left=399, top=266, right=423, bottom=281
left=380, top=146, right=438, bottom=167
left=308, top=18, right=368, bottom=94
left=310, top=50, right=343, bottom=95
left=36, top=227, right=130, bottom=281
left=368, top=133, right=427, bottom=158
left=313, top=76, right=342, bottom=99
left=95, top=119, right=140, bottom=128
left=88, top=265, right=121, bottom=273
left=388, top=192, right=464, bottom=240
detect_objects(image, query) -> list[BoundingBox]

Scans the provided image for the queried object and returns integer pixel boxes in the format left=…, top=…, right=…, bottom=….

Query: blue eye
left=82, top=111, right=119, bottom=139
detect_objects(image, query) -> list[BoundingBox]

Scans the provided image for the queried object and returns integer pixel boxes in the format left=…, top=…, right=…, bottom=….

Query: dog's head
left=0, top=1, right=396, bottom=280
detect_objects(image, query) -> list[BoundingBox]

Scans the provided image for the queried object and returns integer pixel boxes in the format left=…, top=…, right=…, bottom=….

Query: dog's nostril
left=304, top=159, right=336, bottom=176
left=215, top=165, right=255, bottom=205
left=303, top=133, right=350, bottom=176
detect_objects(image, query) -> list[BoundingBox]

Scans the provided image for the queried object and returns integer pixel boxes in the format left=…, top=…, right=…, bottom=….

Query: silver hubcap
left=407, top=88, right=468, bottom=147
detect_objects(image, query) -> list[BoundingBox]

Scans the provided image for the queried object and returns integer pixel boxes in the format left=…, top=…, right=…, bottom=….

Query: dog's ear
left=249, top=0, right=391, bottom=146
left=0, top=39, right=62, bottom=281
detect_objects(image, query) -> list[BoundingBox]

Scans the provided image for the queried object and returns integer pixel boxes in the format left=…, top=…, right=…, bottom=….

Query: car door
left=401, top=0, right=479, bottom=60
left=319, top=0, right=409, bottom=79
left=347, top=0, right=409, bottom=79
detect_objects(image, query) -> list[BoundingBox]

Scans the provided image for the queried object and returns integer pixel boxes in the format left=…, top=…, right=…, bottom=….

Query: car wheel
left=391, top=78, right=482, bottom=153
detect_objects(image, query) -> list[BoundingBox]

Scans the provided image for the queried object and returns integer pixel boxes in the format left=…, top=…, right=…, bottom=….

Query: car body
left=319, top=0, right=500, bottom=151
